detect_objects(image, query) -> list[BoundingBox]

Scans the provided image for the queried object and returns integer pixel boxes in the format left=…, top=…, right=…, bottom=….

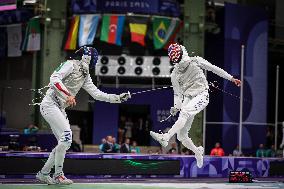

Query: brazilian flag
left=153, top=17, right=180, bottom=49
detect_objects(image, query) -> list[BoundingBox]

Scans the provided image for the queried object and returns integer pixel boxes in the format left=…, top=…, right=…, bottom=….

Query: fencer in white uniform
left=150, top=43, right=241, bottom=168
left=36, top=46, right=131, bottom=184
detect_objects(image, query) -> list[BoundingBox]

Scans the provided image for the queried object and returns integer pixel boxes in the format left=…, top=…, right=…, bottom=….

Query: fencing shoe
left=53, top=173, right=73, bottom=185
left=150, top=131, right=169, bottom=147
left=36, top=171, right=54, bottom=185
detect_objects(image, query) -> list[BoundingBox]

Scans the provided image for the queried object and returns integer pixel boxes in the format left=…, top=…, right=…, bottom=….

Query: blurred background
left=0, top=0, right=283, bottom=159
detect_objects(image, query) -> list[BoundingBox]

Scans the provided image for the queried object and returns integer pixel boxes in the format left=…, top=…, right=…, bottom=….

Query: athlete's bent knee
left=177, top=133, right=187, bottom=142
left=58, top=130, right=72, bottom=151
left=180, top=137, right=191, bottom=146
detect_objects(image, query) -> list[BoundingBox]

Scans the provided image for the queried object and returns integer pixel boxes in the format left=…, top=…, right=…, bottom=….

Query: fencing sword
left=126, top=86, right=174, bottom=122
left=129, top=86, right=173, bottom=96
left=159, top=114, right=173, bottom=123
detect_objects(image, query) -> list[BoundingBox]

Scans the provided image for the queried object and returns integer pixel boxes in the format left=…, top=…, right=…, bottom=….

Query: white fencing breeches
left=166, top=90, right=209, bottom=153
left=40, top=97, right=72, bottom=175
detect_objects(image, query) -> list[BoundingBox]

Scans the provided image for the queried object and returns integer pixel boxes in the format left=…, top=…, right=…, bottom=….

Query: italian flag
left=21, top=18, right=41, bottom=51
left=100, top=15, right=125, bottom=46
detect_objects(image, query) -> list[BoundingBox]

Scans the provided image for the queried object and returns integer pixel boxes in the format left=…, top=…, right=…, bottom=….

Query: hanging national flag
left=21, top=18, right=41, bottom=51
left=128, top=16, right=148, bottom=46
left=7, top=24, right=22, bottom=57
left=100, top=15, right=125, bottom=46
left=164, top=20, right=183, bottom=49
left=64, top=15, right=80, bottom=50
left=78, top=14, right=100, bottom=47
left=153, top=17, right=180, bottom=49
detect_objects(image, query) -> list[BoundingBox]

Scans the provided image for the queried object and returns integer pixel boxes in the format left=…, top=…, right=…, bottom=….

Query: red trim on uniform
left=54, top=83, right=70, bottom=96
left=58, top=175, right=66, bottom=180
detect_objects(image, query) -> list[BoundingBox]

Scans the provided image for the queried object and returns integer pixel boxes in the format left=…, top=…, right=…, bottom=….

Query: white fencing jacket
left=44, top=60, right=120, bottom=108
left=171, top=46, right=233, bottom=109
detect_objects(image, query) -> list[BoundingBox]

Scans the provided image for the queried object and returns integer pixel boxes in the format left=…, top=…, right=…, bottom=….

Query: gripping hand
left=119, top=92, right=131, bottom=103
left=170, top=107, right=180, bottom=116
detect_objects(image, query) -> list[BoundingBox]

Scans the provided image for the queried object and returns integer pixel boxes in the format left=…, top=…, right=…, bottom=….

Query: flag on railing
left=128, top=16, right=148, bottom=46
left=7, top=24, right=22, bottom=57
left=21, top=18, right=41, bottom=51
left=100, top=14, right=125, bottom=46
left=78, top=14, right=100, bottom=47
left=153, top=17, right=180, bottom=49
left=64, top=15, right=80, bottom=50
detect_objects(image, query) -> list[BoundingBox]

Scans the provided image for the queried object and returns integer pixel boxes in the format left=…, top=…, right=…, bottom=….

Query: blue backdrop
left=92, top=87, right=175, bottom=145
left=222, top=3, right=268, bottom=154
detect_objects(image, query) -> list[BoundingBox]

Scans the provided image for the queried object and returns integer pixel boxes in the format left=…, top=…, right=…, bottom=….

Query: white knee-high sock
left=165, top=117, right=188, bottom=140
left=181, top=138, right=198, bottom=154
left=54, top=142, right=69, bottom=175
left=41, top=148, right=56, bottom=174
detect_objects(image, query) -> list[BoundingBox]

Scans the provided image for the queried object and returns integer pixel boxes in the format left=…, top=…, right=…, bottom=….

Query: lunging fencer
left=150, top=43, right=241, bottom=168
left=36, top=46, right=131, bottom=184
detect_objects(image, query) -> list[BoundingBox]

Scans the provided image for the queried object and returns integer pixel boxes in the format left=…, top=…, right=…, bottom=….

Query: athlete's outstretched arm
left=196, top=56, right=241, bottom=86
left=82, top=74, right=130, bottom=103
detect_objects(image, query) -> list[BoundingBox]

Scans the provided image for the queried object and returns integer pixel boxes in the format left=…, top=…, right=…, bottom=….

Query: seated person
left=99, top=138, right=106, bottom=153
left=23, top=124, right=39, bottom=134
left=232, top=145, right=242, bottom=156
left=130, top=141, right=141, bottom=154
left=120, top=138, right=131, bottom=153
left=210, top=142, right=225, bottom=156
left=113, top=137, right=120, bottom=153
left=266, top=145, right=276, bottom=157
left=168, top=142, right=178, bottom=154
left=102, top=136, right=115, bottom=153
left=256, top=143, right=266, bottom=157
